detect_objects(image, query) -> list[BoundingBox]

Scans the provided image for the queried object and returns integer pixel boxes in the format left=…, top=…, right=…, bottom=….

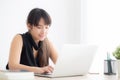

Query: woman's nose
left=41, top=28, right=47, bottom=34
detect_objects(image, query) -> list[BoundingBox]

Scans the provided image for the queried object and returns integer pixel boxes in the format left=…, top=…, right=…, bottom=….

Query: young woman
left=6, top=8, right=58, bottom=74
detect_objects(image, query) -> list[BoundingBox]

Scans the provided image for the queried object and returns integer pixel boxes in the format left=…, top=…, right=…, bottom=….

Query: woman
left=6, top=8, right=58, bottom=74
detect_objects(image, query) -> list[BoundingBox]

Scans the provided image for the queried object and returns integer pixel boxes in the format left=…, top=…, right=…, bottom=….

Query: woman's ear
left=27, top=23, right=32, bottom=31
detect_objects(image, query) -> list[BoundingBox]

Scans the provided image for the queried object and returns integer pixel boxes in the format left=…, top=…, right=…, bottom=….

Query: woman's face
left=29, top=18, right=49, bottom=42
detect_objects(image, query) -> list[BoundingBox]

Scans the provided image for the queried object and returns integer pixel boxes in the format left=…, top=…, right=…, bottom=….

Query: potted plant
left=113, top=46, right=120, bottom=78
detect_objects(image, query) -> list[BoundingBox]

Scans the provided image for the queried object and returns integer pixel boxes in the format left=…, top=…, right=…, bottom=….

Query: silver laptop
left=35, top=44, right=98, bottom=78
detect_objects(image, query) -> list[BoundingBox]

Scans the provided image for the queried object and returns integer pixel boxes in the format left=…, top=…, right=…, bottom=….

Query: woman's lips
left=39, top=35, right=45, bottom=38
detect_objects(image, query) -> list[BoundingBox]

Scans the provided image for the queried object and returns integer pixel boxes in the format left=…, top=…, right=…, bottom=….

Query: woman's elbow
left=8, top=63, right=19, bottom=70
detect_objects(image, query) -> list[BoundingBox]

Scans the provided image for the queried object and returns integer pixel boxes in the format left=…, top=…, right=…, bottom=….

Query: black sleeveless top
left=6, top=32, right=43, bottom=69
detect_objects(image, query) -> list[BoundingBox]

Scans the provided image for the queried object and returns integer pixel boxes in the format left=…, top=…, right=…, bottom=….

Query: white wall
left=0, top=0, right=81, bottom=69
left=86, top=0, right=120, bottom=74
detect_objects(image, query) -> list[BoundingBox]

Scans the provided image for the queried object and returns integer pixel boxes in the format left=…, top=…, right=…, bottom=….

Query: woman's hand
left=34, top=66, right=54, bottom=74
left=42, top=66, right=54, bottom=73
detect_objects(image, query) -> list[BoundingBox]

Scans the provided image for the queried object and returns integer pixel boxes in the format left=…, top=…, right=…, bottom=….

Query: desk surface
left=35, top=74, right=118, bottom=80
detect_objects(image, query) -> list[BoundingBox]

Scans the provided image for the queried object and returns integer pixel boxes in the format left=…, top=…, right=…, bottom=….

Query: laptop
left=35, top=44, right=98, bottom=78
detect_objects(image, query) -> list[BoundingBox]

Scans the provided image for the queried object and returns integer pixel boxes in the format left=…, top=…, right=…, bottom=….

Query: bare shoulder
left=44, top=38, right=58, bottom=52
left=13, top=34, right=22, bottom=40
left=11, top=34, right=23, bottom=45
left=45, top=38, right=54, bottom=47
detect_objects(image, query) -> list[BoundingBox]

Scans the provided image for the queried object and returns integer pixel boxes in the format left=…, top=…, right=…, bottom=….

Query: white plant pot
left=117, top=60, right=120, bottom=78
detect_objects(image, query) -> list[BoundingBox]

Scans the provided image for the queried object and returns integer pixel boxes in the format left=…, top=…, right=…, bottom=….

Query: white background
left=0, top=0, right=81, bottom=69
left=87, top=0, right=120, bottom=73
left=0, top=0, right=120, bottom=74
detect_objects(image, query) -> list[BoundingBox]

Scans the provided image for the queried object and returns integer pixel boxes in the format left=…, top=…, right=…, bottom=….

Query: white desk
left=35, top=74, right=118, bottom=80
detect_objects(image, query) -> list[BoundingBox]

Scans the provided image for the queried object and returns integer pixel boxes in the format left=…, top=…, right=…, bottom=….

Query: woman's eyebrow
left=38, top=24, right=43, bottom=26
left=37, top=25, right=43, bottom=28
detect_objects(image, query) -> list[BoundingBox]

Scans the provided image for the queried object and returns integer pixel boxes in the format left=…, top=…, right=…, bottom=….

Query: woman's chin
left=39, top=38, right=45, bottom=41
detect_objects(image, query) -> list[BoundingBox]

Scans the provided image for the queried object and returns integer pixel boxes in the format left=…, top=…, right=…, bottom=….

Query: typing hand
left=42, top=66, right=54, bottom=74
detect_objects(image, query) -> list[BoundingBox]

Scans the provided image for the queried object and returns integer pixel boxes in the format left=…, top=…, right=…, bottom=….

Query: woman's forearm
left=8, top=63, right=42, bottom=73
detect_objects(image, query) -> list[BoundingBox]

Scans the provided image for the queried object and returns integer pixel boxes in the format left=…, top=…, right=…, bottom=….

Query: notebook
left=35, top=44, right=98, bottom=78
left=0, top=70, right=34, bottom=80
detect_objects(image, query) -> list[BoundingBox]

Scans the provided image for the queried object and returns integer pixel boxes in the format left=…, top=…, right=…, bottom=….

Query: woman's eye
left=36, top=26, right=42, bottom=29
left=36, top=25, right=49, bottom=29
left=46, top=26, right=49, bottom=29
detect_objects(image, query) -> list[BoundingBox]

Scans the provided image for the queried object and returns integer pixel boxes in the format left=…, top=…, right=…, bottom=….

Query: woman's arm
left=8, top=34, right=23, bottom=70
left=8, top=34, right=53, bottom=73
left=48, top=39, right=58, bottom=64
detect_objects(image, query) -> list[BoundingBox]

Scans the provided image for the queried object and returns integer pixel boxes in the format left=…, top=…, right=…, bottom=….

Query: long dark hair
left=27, top=8, right=52, bottom=67
left=39, top=38, right=51, bottom=67
left=27, top=8, right=51, bottom=26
